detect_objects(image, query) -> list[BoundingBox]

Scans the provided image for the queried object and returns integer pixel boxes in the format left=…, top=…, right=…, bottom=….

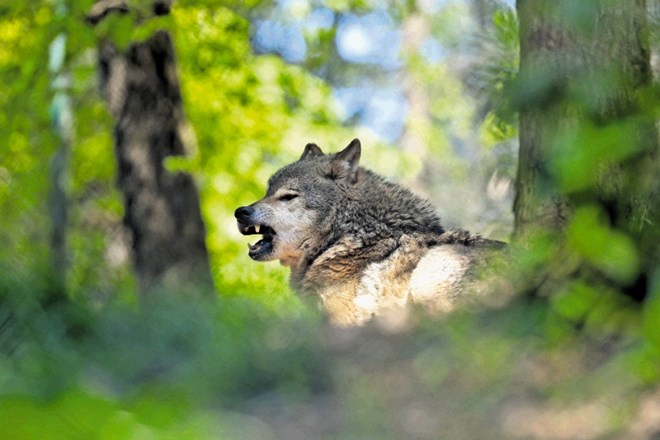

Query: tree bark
left=514, top=0, right=657, bottom=236
left=90, top=2, right=213, bottom=295
left=514, top=0, right=659, bottom=299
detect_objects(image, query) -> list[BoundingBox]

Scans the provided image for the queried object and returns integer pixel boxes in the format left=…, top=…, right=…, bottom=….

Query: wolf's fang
left=255, top=225, right=261, bottom=234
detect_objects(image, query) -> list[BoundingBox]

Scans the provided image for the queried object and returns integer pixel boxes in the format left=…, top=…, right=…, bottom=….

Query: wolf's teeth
left=254, top=225, right=261, bottom=234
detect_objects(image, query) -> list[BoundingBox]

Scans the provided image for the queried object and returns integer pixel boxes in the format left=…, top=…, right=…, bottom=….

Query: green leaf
left=567, top=205, right=640, bottom=284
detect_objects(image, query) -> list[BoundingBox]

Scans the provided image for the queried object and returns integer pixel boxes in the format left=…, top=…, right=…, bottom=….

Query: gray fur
left=236, top=139, right=504, bottom=325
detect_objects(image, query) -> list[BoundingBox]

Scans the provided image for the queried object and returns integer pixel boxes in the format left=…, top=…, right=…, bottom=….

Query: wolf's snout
left=235, top=204, right=276, bottom=261
left=234, top=206, right=254, bottom=222
left=235, top=204, right=276, bottom=237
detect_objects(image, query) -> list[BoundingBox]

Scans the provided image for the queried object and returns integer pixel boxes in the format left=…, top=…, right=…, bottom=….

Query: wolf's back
left=302, top=173, right=504, bottom=325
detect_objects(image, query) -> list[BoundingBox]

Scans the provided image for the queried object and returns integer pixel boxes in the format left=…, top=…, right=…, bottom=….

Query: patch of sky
left=365, top=89, right=407, bottom=141
left=251, top=0, right=502, bottom=141
left=333, top=87, right=368, bottom=120
left=334, top=87, right=406, bottom=142
left=253, top=20, right=307, bottom=63
left=420, top=37, right=447, bottom=64
left=335, top=10, right=401, bottom=69
left=304, top=7, right=335, bottom=32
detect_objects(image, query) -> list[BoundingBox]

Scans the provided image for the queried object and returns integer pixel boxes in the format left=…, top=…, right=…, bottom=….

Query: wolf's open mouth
left=239, top=224, right=276, bottom=259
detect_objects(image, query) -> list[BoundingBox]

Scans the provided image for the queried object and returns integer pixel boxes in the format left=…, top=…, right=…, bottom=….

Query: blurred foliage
left=468, top=7, right=519, bottom=141
left=0, top=2, right=58, bottom=273
left=509, top=0, right=659, bottom=312
left=2, top=265, right=659, bottom=439
left=0, top=0, right=659, bottom=439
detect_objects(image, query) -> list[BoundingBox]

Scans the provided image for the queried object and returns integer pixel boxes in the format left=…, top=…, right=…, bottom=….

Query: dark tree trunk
left=48, top=130, right=69, bottom=292
left=514, top=0, right=657, bottom=234
left=49, top=5, right=73, bottom=293
left=514, top=0, right=659, bottom=298
left=90, top=2, right=213, bottom=295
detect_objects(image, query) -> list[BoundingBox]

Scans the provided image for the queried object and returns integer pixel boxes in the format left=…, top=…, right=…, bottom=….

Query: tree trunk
left=400, top=4, right=432, bottom=195
left=49, top=0, right=73, bottom=293
left=49, top=41, right=72, bottom=292
left=514, top=0, right=657, bottom=234
left=90, top=2, right=213, bottom=295
left=514, top=0, right=659, bottom=298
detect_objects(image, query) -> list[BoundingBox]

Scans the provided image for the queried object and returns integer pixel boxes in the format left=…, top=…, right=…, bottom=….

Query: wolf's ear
left=300, top=143, right=324, bottom=161
left=331, top=138, right=361, bottom=184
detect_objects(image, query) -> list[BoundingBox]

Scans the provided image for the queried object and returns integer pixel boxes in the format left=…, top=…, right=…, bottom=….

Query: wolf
left=235, top=139, right=504, bottom=326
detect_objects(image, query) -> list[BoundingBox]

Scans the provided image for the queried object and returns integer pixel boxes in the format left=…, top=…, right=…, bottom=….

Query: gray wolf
left=235, top=139, right=504, bottom=325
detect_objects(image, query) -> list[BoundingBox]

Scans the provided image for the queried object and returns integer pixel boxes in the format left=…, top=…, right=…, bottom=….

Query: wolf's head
left=235, top=139, right=362, bottom=269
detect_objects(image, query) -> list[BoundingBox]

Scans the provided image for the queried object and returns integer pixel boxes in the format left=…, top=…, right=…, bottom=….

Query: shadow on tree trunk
left=90, top=2, right=213, bottom=297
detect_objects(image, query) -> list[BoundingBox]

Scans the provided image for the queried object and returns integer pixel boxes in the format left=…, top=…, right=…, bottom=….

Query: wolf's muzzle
left=234, top=205, right=276, bottom=260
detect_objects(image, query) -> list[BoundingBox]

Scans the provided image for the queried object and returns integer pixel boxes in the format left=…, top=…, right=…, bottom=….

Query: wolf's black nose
left=234, top=206, right=254, bottom=222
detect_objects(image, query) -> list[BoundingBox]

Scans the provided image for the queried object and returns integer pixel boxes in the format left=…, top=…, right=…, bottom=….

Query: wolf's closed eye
left=278, top=193, right=298, bottom=201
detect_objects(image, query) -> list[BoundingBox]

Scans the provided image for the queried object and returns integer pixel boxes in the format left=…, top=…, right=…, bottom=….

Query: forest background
left=0, top=0, right=658, bottom=438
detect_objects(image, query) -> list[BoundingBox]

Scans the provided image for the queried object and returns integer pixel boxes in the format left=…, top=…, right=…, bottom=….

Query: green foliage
left=468, top=7, right=520, bottom=141
left=2, top=267, right=655, bottom=439
left=0, top=269, right=328, bottom=439
left=0, top=3, right=59, bottom=271
left=549, top=118, right=648, bottom=194
left=0, top=1, right=353, bottom=307
left=566, top=205, right=640, bottom=284
left=1, top=1, right=659, bottom=438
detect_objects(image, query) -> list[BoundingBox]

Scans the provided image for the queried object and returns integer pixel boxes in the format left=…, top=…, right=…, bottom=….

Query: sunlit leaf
left=566, top=205, right=640, bottom=284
